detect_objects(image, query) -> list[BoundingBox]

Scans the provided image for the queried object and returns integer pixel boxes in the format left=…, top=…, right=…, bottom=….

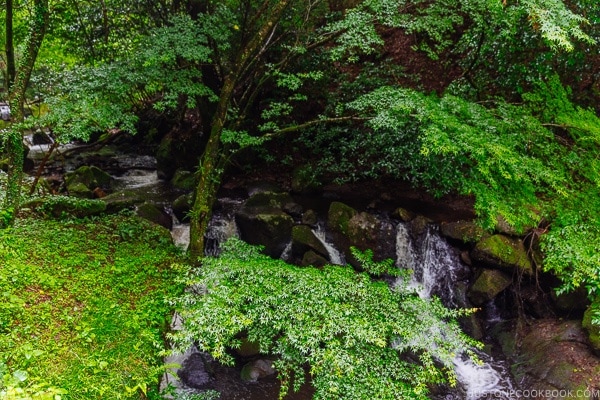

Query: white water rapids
left=395, top=223, right=518, bottom=399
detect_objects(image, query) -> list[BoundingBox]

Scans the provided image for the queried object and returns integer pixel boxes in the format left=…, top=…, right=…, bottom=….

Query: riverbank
left=0, top=214, right=184, bottom=398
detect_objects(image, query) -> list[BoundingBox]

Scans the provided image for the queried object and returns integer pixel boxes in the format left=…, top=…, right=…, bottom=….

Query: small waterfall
left=395, top=223, right=518, bottom=399
left=312, top=224, right=345, bottom=265
left=204, top=212, right=239, bottom=257
left=203, top=197, right=244, bottom=257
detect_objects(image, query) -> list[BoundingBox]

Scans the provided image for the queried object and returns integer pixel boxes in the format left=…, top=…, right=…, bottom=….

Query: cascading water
left=395, top=223, right=519, bottom=400
left=311, top=224, right=346, bottom=265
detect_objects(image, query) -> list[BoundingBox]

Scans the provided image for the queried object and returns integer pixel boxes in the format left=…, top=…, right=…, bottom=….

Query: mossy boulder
left=101, top=190, right=147, bottom=213
left=500, top=319, right=600, bottom=397
left=291, top=225, right=329, bottom=261
left=172, top=192, right=193, bottom=222
left=467, top=269, right=513, bottom=306
left=170, top=169, right=196, bottom=191
left=582, top=301, right=600, bottom=355
left=327, top=201, right=396, bottom=263
left=440, top=220, right=486, bottom=244
left=23, top=196, right=106, bottom=219
left=471, top=234, right=533, bottom=275
left=65, top=165, right=113, bottom=198
left=235, top=191, right=296, bottom=258
left=327, top=201, right=358, bottom=236
left=135, top=202, right=173, bottom=230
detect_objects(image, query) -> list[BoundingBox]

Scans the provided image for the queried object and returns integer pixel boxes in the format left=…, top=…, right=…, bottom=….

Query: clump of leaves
left=169, top=239, right=479, bottom=400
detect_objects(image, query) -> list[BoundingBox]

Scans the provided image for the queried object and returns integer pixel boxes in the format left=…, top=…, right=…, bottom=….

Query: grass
left=0, top=213, right=184, bottom=399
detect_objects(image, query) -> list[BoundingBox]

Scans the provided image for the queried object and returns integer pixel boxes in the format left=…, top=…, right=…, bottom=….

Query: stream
left=27, top=144, right=523, bottom=399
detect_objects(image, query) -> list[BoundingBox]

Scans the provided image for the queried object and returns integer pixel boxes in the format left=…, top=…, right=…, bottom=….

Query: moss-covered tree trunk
left=2, top=0, right=49, bottom=224
left=188, top=0, right=292, bottom=261
left=5, top=0, right=15, bottom=90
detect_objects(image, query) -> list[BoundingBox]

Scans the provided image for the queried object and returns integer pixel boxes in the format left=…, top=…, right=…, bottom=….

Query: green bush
left=169, top=239, right=479, bottom=400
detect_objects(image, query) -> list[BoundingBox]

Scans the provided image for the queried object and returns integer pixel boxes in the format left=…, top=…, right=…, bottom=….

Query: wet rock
left=582, top=301, right=600, bottom=355
left=301, top=250, right=329, bottom=267
left=177, top=352, right=212, bottom=389
left=240, top=359, right=276, bottom=383
left=328, top=201, right=396, bottom=263
left=291, top=225, right=329, bottom=260
left=172, top=193, right=193, bottom=222
left=235, top=191, right=295, bottom=257
left=440, top=220, right=486, bottom=244
left=468, top=269, right=513, bottom=306
left=65, top=165, right=113, bottom=198
left=136, top=202, right=172, bottom=230
left=497, top=319, right=600, bottom=397
left=409, top=215, right=432, bottom=237
left=471, top=234, right=533, bottom=275
left=170, top=169, right=195, bottom=191
left=392, top=207, right=415, bottom=222
left=301, top=209, right=318, bottom=227
left=327, top=201, right=358, bottom=236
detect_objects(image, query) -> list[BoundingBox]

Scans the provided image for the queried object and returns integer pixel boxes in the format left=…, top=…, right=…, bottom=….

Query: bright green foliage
left=169, top=239, right=479, bottom=400
left=0, top=215, right=183, bottom=399
left=36, top=14, right=217, bottom=143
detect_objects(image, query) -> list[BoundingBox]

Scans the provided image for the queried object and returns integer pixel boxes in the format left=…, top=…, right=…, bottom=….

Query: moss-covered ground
left=0, top=214, right=184, bottom=399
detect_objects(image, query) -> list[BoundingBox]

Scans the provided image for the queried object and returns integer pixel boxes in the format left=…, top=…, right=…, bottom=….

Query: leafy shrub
left=169, top=239, right=478, bottom=400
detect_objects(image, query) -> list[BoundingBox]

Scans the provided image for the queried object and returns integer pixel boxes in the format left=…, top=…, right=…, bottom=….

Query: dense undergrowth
left=0, top=214, right=183, bottom=399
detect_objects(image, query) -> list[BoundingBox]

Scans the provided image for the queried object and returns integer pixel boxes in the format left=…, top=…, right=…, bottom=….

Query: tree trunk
left=188, top=0, right=293, bottom=261
left=188, top=75, right=235, bottom=259
left=2, top=0, right=50, bottom=223
left=5, top=0, right=15, bottom=90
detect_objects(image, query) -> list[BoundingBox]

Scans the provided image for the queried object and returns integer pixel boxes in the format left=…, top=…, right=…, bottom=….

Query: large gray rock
left=495, top=319, right=600, bottom=398
left=467, top=269, right=512, bottom=306
left=440, top=220, right=486, bottom=244
left=471, top=234, right=533, bottom=275
left=235, top=191, right=296, bottom=257
left=327, top=201, right=396, bottom=263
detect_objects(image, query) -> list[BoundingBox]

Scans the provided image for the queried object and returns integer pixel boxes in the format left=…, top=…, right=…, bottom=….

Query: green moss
left=327, top=201, right=357, bottom=236
left=0, top=215, right=183, bottom=398
left=472, top=234, right=533, bottom=275
left=582, top=301, right=600, bottom=352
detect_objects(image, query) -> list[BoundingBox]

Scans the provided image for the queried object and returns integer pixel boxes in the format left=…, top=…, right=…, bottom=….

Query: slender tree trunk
left=3, top=0, right=50, bottom=223
left=188, top=75, right=235, bottom=259
left=188, top=0, right=292, bottom=261
left=5, top=0, right=15, bottom=90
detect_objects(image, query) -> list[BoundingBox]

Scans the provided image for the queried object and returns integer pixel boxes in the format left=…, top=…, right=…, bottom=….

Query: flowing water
left=311, top=224, right=346, bottom=265
left=395, top=223, right=519, bottom=400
